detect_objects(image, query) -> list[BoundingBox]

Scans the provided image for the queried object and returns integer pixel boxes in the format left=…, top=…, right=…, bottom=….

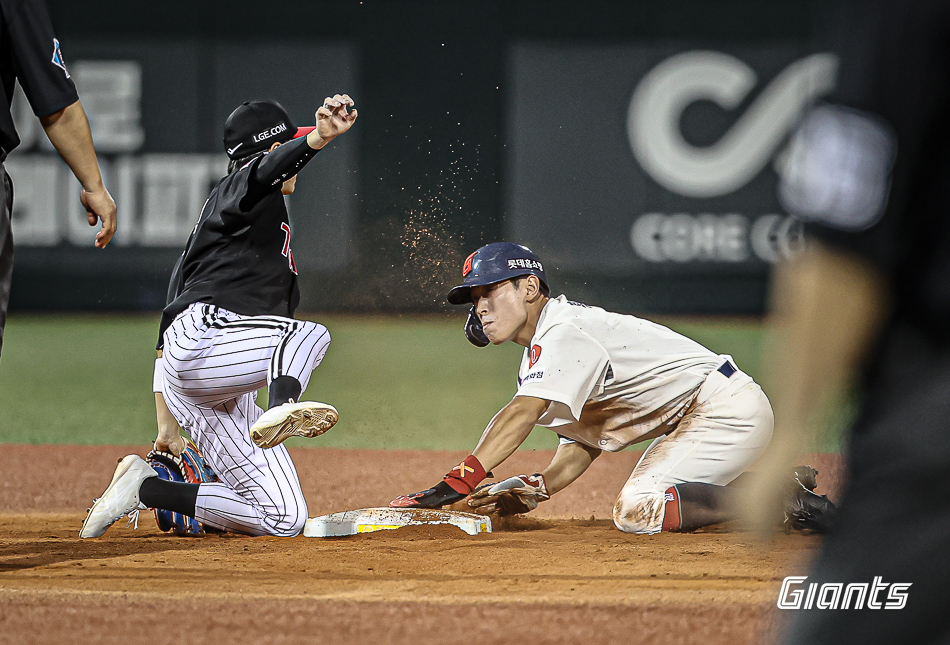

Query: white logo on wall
left=778, top=576, right=911, bottom=611
left=8, top=60, right=224, bottom=247
left=626, top=51, right=838, bottom=263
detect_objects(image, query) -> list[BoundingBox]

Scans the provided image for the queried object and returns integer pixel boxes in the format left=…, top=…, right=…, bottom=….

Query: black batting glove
left=390, top=481, right=466, bottom=509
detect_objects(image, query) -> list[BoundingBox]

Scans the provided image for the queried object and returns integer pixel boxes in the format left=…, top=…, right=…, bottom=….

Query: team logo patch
left=462, top=252, right=476, bottom=277
left=51, top=39, right=70, bottom=78
left=529, top=344, right=542, bottom=368
left=507, top=258, right=543, bottom=271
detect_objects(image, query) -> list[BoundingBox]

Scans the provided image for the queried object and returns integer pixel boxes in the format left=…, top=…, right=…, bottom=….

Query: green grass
left=0, top=313, right=848, bottom=451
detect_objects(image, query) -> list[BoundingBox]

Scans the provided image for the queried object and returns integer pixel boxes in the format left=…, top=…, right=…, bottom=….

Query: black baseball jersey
left=0, top=0, right=78, bottom=153
left=802, top=0, right=950, bottom=349
left=157, top=136, right=320, bottom=349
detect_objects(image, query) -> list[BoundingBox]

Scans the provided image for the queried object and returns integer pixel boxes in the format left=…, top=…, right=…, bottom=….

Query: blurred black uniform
left=782, top=1, right=950, bottom=642
left=0, top=0, right=78, bottom=356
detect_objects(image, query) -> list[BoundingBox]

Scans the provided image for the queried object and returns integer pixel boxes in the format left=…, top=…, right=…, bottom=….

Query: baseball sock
left=663, top=482, right=739, bottom=531
left=140, top=478, right=199, bottom=517
left=268, top=375, right=302, bottom=409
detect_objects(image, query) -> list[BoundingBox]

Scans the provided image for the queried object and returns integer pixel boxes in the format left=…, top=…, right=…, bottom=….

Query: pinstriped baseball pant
left=159, top=303, right=331, bottom=536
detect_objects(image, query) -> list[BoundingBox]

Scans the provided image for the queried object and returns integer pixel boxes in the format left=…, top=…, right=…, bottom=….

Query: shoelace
left=118, top=502, right=146, bottom=529
left=83, top=498, right=145, bottom=530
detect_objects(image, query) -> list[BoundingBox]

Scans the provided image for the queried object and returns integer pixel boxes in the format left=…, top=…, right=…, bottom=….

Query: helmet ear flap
left=464, top=306, right=490, bottom=347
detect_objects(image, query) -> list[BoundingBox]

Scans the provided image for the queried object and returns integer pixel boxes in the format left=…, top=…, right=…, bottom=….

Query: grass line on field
left=0, top=313, right=848, bottom=451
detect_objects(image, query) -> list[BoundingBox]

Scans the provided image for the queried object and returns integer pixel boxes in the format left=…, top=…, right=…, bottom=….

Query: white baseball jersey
left=515, top=295, right=723, bottom=451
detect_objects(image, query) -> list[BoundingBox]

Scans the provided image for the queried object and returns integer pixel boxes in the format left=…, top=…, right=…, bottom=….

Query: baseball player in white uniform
left=391, top=242, right=812, bottom=534
left=80, top=95, right=358, bottom=539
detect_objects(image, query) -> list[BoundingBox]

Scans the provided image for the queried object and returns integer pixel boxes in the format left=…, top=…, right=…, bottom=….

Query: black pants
left=0, top=165, right=12, bottom=358
left=784, top=332, right=950, bottom=644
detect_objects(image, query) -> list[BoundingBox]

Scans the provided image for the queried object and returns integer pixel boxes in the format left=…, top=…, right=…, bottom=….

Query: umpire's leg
left=0, top=165, right=14, bottom=358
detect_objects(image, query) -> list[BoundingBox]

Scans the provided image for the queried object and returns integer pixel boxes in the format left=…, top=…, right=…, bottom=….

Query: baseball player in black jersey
left=0, top=0, right=117, bottom=358
left=81, top=94, right=357, bottom=539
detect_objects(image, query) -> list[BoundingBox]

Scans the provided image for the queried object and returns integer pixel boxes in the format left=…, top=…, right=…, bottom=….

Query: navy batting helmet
left=446, top=242, right=549, bottom=304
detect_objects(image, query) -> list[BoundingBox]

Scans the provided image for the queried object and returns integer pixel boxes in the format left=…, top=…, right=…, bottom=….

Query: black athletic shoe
left=792, top=465, right=820, bottom=492
left=784, top=466, right=836, bottom=534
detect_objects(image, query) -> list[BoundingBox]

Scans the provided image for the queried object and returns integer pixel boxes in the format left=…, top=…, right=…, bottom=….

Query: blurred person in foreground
left=0, top=0, right=117, bottom=357
left=748, top=1, right=950, bottom=642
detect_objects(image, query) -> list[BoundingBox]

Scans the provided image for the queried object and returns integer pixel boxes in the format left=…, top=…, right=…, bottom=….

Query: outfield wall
left=8, top=0, right=827, bottom=314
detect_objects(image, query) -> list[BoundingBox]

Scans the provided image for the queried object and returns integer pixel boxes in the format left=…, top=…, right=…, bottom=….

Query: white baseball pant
left=612, top=364, right=774, bottom=534
left=159, top=303, right=331, bottom=536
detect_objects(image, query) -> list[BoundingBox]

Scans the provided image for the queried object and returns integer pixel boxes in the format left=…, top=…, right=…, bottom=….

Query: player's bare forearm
left=471, top=395, right=549, bottom=473
left=40, top=100, right=117, bottom=248
left=465, top=432, right=595, bottom=516
left=541, top=441, right=601, bottom=495
left=40, top=100, right=101, bottom=190
left=152, top=352, right=184, bottom=456
left=744, top=241, right=888, bottom=534
left=154, top=392, right=185, bottom=457
left=390, top=396, right=546, bottom=509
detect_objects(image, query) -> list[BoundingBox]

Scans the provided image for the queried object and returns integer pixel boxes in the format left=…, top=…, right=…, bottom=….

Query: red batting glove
left=390, top=455, right=487, bottom=508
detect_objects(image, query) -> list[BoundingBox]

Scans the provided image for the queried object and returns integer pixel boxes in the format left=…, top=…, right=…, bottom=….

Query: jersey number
left=280, top=223, right=298, bottom=275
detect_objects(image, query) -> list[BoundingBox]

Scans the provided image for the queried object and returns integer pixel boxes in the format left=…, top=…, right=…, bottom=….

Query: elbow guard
left=464, top=306, right=490, bottom=347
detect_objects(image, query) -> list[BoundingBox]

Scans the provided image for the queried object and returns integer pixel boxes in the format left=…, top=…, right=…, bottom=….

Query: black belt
left=717, top=360, right=737, bottom=378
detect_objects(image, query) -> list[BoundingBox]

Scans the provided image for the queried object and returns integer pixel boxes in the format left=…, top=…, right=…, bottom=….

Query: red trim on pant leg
left=662, top=486, right=682, bottom=532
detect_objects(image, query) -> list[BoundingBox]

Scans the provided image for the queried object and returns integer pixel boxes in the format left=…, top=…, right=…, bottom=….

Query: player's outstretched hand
left=390, top=481, right=465, bottom=509
left=309, top=94, right=357, bottom=149
left=80, top=186, right=117, bottom=249
left=468, top=474, right=549, bottom=516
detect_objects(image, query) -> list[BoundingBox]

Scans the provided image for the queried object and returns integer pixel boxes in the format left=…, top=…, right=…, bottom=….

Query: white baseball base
left=303, top=507, right=492, bottom=537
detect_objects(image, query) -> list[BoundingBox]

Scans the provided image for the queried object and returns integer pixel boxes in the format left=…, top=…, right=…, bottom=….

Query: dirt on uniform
left=0, top=445, right=844, bottom=644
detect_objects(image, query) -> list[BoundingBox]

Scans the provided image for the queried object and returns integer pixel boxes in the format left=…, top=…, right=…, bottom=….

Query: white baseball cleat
left=80, top=454, right=158, bottom=539
left=250, top=400, right=339, bottom=449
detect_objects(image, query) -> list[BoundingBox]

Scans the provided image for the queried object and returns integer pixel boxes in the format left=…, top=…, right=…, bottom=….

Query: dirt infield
left=0, top=446, right=844, bottom=644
